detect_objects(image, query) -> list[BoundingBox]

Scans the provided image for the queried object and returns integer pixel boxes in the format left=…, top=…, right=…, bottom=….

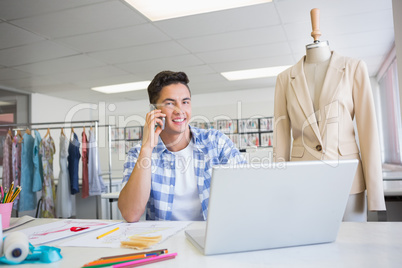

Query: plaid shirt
left=123, top=126, right=246, bottom=220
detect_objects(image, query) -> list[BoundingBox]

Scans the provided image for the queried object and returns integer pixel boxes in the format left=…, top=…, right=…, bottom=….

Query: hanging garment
left=12, top=135, right=22, bottom=210
left=2, top=134, right=13, bottom=189
left=40, top=136, right=56, bottom=218
left=68, top=132, right=81, bottom=195
left=19, top=133, right=36, bottom=212
left=32, top=130, right=44, bottom=192
left=56, top=134, right=73, bottom=218
left=81, top=131, right=89, bottom=199
left=88, top=129, right=105, bottom=196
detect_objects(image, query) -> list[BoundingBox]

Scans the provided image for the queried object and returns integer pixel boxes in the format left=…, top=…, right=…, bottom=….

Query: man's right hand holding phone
left=142, top=104, right=166, bottom=149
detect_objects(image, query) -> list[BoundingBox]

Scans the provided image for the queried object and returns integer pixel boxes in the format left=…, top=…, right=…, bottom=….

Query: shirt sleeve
left=122, top=144, right=141, bottom=183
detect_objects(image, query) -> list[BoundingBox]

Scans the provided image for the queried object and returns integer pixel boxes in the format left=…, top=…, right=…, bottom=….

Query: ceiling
left=0, top=0, right=395, bottom=103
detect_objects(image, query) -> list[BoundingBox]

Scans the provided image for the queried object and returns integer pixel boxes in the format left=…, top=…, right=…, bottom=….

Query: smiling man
left=118, top=71, right=245, bottom=222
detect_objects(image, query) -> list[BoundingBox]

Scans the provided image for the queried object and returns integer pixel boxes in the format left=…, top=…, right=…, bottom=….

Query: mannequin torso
left=303, top=44, right=332, bottom=111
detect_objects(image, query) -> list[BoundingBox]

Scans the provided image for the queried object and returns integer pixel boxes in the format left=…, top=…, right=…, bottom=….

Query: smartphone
left=150, top=104, right=165, bottom=130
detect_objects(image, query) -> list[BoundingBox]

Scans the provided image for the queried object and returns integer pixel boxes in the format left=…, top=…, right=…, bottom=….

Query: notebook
left=185, top=159, right=358, bottom=255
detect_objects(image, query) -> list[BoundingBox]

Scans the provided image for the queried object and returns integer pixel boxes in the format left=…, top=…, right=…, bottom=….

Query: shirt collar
left=154, top=125, right=204, bottom=157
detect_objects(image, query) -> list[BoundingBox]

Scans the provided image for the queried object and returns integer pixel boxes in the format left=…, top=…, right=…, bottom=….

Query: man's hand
left=142, top=108, right=166, bottom=149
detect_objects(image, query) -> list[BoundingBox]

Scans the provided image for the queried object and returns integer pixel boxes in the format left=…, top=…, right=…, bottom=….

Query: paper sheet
left=59, top=221, right=191, bottom=248
left=17, top=219, right=120, bottom=245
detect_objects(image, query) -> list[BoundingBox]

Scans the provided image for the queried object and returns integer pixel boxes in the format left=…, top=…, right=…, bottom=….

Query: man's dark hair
left=147, top=71, right=190, bottom=104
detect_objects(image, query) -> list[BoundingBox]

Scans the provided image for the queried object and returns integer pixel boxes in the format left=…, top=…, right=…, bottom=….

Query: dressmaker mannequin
left=305, top=8, right=367, bottom=222
left=274, top=8, right=386, bottom=223
left=273, top=9, right=386, bottom=221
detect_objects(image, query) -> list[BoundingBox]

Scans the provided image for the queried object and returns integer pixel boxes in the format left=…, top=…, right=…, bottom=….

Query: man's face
left=156, top=83, right=191, bottom=135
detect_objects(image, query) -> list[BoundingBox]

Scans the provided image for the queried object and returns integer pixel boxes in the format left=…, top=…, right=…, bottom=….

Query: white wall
left=30, top=93, right=91, bottom=177
left=31, top=93, right=92, bottom=123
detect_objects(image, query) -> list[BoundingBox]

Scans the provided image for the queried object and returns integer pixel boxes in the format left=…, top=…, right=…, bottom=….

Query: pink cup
left=0, top=202, right=13, bottom=229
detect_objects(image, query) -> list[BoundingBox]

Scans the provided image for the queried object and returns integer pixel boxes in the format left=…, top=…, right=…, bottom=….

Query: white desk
left=2, top=219, right=402, bottom=268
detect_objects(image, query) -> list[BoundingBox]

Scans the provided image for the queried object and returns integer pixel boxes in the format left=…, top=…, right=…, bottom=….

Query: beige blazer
left=273, top=51, right=385, bottom=211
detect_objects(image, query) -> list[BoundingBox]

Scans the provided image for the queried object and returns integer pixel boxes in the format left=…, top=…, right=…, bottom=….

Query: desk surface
left=2, top=219, right=402, bottom=268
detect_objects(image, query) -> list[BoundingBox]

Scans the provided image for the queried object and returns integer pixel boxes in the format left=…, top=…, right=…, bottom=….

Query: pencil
left=2, top=188, right=9, bottom=203
left=82, top=254, right=154, bottom=267
left=98, top=249, right=168, bottom=260
left=6, top=182, right=14, bottom=203
left=96, top=227, right=119, bottom=239
left=10, top=187, right=21, bottom=202
left=112, top=252, right=177, bottom=268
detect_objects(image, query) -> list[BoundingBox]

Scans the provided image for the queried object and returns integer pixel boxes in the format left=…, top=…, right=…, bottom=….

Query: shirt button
left=316, top=145, right=322, bottom=151
left=170, top=185, right=174, bottom=187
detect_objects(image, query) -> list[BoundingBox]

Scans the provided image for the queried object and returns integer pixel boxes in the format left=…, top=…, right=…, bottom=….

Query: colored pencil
left=112, top=253, right=177, bottom=268
left=2, top=188, right=9, bottom=203
left=10, top=187, right=22, bottom=202
left=98, top=249, right=168, bottom=260
left=82, top=255, right=157, bottom=268
left=0, top=184, right=22, bottom=204
left=82, top=257, right=148, bottom=268
left=6, top=182, right=14, bottom=203
left=96, top=227, right=119, bottom=239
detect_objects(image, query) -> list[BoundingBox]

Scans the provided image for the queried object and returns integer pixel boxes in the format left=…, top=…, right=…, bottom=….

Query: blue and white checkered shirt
left=123, top=126, right=246, bottom=220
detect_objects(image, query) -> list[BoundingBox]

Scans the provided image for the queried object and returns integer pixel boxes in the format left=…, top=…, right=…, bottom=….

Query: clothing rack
left=0, top=120, right=99, bottom=128
left=0, top=120, right=114, bottom=219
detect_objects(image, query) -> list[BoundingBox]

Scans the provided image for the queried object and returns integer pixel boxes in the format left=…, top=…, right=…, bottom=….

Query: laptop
left=185, top=159, right=358, bottom=255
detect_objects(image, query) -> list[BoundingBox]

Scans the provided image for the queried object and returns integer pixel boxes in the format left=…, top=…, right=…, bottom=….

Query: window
left=0, top=100, right=17, bottom=165
left=0, top=90, right=30, bottom=166
left=378, top=55, right=401, bottom=164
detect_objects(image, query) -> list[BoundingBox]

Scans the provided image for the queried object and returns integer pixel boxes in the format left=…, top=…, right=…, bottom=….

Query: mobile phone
left=150, top=104, right=165, bottom=130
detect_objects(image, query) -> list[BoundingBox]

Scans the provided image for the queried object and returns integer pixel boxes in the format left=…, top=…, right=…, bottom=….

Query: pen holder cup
left=0, top=202, right=13, bottom=229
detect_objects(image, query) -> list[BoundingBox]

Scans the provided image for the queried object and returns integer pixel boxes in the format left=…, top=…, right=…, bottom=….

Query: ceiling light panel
left=91, top=81, right=151, bottom=94
left=221, top=66, right=291, bottom=81
left=124, top=0, right=272, bottom=21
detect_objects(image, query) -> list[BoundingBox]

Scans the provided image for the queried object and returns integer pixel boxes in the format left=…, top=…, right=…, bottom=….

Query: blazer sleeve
left=353, top=60, right=386, bottom=211
left=273, top=73, right=291, bottom=162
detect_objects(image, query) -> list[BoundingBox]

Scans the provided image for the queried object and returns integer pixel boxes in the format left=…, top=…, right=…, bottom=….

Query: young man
left=118, top=71, right=245, bottom=222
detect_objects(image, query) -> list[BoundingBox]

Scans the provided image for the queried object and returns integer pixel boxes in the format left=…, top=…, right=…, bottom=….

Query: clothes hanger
left=61, top=128, right=65, bottom=137
left=7, top=128, right=12, bottom=138
left=25, top=128, right=31, bottom=135
left=17, top=129, right=23, bottom=143
left=70, top=127, right=74, bottom=141
left=44, top=128, right=51, bottom=139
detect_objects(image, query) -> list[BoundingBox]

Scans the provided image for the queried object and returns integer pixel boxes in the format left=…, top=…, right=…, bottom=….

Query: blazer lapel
left=318, top=51, right=346, bottom=134
left=290, top=57, right=322, bottom=143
